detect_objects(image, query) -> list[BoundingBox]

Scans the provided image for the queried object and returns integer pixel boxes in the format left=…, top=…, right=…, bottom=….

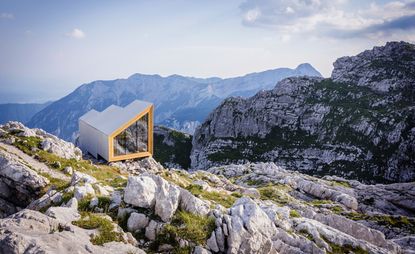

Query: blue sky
left=1, top=0, right=414, bottom=103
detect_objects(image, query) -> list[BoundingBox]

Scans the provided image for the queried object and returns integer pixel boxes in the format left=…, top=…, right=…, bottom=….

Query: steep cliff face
left=191, top=42, right=415, bottom=183
left=153, top=125, right=192, bottom=169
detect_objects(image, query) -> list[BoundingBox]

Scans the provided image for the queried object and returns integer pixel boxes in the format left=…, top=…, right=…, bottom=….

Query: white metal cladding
left=78, top=100, right=152, bottom=160
left=80, top=100, right=152, bottom=136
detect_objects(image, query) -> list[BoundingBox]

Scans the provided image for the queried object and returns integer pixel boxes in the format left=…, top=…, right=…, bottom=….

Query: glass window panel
left=136, top=114, right=148, bottom=152
left=113, top=112, right=149, bottom=156
left=124, top=122, right=137, bottom=154
left=113, top=131, right=126, bottom=156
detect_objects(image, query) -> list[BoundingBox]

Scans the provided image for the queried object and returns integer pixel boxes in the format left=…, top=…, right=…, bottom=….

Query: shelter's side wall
left=96, top=131, right=109, bottom=161
left=79, top=120, right=98, bottom=158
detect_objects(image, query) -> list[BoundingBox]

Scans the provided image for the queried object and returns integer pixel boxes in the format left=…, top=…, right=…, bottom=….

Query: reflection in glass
left=113, top=113, right=148, bottom=156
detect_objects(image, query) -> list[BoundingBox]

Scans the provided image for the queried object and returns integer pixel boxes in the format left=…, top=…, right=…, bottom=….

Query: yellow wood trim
left=110, top=152, right=152, bottom=162
left=107, top=105, right=154, bottom=162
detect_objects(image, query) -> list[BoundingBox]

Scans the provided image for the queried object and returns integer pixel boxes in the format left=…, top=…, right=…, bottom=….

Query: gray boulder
left=127, top=212, right=149, bottom=232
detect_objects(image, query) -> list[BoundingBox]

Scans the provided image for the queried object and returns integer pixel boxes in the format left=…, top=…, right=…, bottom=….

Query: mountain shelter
left=79, top=100, right=153, bottom=162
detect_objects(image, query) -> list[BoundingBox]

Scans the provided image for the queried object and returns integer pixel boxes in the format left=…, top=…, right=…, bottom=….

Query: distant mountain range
left=0, top=102, right=52, bottom=124
left=25, top=63, right=321, bottom=141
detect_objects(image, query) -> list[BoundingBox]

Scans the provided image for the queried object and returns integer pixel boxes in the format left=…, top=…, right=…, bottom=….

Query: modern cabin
left=79, top=100, right=153, bottom=162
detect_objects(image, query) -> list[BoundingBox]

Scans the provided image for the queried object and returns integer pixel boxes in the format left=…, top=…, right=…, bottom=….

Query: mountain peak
left=295, top=63, right=322, bottom=77
left=332, top=41, right=415, bottom=92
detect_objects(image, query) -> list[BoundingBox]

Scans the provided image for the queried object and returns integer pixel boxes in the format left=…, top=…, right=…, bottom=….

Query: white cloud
left=239, top=0, right=415, bottom=39
left=244, top=8, right=261, bottom=22
left=0, top=13, right=14, bottom=19
left=66, top=28, right=86, bottom=39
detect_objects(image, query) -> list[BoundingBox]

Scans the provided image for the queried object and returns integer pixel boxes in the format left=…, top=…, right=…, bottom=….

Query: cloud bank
left=239, top=0, right=415, bottom=40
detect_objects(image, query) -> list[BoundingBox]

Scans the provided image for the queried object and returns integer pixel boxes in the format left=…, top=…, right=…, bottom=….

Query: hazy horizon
left=1, top=0, right=414, bottom=103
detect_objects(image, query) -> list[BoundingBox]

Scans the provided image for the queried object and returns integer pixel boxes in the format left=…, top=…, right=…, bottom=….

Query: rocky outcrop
left=1, top=121, right=82, bottom=160
left=0, top=209, right=144, bottom=254
left=0, top=148, right=49, bottom=217
left=123, top=173, right=208, bottom=221
left=223, top=197, right=277, bottom=253
left=191, top=41, right=415, bottom=183
left=110, top=156, right=164, bottom=175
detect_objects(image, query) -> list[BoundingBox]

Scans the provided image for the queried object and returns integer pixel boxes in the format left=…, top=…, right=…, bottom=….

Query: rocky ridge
left=191, top=41, right=415, bottom=183
left=0, top=122, right=414, bottom=253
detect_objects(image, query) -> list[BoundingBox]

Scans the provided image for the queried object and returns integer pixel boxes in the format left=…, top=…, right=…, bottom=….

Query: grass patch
left=290, top=210, right=301, bottom=218
left=330, top=205, right=344, bottom=214
left=72, top=212, right=123, bottom=245
left=245, top=179, right=264, bottom=186
left=152, top=210, right=215, bottom=251
left=13, top=136, right=42, bottom=154
left=160, top=170, right=192, bottom=188
left=345, top=212, right=415, bottom=233
left=60, top=191, right=74, bottom=204
left=186, top=184, right=236, bottom=208
left=331, top=181, right=352, bottom=188
left=330, top=206, right=415, bottom=234
left=258, top=184, right=291, bottom=205
left=322, top=235, right=368, bottom=254
left=298, top=229, right=313, bottom=241
left=39, top=173, right=70, bottom=193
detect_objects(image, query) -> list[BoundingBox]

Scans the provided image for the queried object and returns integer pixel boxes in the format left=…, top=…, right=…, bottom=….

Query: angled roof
left=80, top=100, right=152, bottom=136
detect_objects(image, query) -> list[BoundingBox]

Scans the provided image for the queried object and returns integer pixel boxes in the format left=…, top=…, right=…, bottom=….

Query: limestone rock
left=179, top=188, right=210, bottom=216
left=71, top=171, right=97, bottom=186
left=45, top=206, right=80, bottom=224
left=225, top=197, right=277, bottom=254
left=74, top=183, right=95, bottom=200
left=127, top=212, right=149, bottom=232
left=0, top=150, right=49, bottom=217
left=150, top=174, right=181, bottom=222
left=123, top=175, right=157, bottom=208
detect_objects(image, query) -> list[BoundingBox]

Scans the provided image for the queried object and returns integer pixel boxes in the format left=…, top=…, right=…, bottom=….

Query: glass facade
left=113, top=113, right=148, bottom=156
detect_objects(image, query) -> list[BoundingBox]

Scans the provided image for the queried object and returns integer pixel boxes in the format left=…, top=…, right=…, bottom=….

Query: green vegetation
left=13, top=136, right=42, bottom=154
left=60, top=191, right=74, bottom=204
left=258, top=184, right=292, bottom=205
left=39, top=173, right=70, bottom=193
left=344, top=212, right=415, bottom=234
left=298, top=229, right=313, bottom=241
left=245, top=179, right=264, bottom=186
left=77, top=196, right=112, bottom=213
left=207, top=125, right=320, bottom=164
left=331, top=181, right=352, bottom=188
left=153, top=127, right=192, bottom=169
left=152, top=210, right=215, bottom=252
left=329, top=206, right=415, bottom=234
left=72, top=212, right=123, bottom=245
left=290, top=210, right=301, bottom=218
left=321, top=236, right=368, bottom=254
left=329, top=205, right=344, bottom=214
left=160, top=170, right=192, bottom=188
left=186, top=184, right=236, bottom=208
